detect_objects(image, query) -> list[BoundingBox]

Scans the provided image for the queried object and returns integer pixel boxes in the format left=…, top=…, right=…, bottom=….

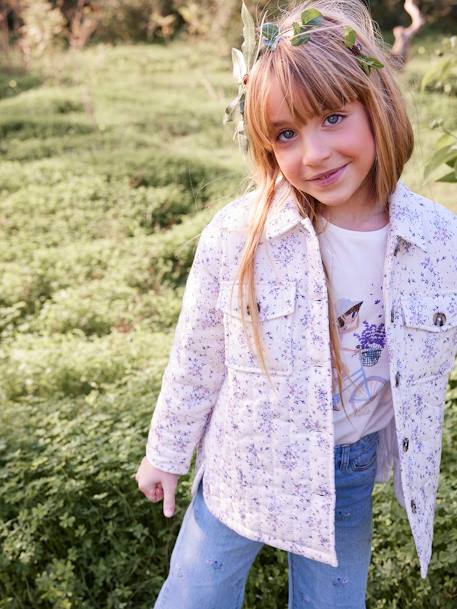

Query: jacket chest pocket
left=400, top=291, right=457, bottom=383
left=216, top=280, right=296, bottom=376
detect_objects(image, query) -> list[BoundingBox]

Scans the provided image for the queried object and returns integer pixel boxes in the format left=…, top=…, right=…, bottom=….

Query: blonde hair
left=235, top=0, right=414, bottom=410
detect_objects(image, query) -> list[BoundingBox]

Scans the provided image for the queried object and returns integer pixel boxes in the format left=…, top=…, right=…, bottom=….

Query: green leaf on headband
left=239, top=91, right=246, bottom=115
left=300, top=8, right=322, bottom=26
left=292, top=32, right=312, bottom=46
left=235, top=118, right=249, bottom=153
left=231, top=47, right=247, bottom=84
left=222, top=98, right=237, bottom=124
left=223, top=89, right=243, bottom=124
left=344, top=27, right=357, bottom=48
left=261, top=22, right=280, bottom=41
left=366, top=56, right=384, bottom=69
left=291, top=21, right=311, bottom=46
left=357, top=56, right=371, bottom=75
left=241, top=1, right=256, bottom=70
left=261, top=22, right=281, bottom=49
left=357, top=54, right=384, bottom=75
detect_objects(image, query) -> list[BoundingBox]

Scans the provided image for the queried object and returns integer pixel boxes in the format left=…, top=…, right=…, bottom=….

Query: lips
left=309, top=163, right=348, bottom=181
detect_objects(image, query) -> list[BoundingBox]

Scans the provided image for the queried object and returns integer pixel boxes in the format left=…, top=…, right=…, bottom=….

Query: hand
left=134, top=457, right=179, bottom=518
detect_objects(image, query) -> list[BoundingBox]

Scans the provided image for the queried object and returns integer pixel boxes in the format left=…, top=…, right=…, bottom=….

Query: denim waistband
left=334, top=430, right=380, bottom=454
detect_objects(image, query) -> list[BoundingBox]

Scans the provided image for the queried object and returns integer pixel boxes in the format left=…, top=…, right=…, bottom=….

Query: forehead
left=266, top=76, right=310, bottom=123
left=265, top=77, right=334, bottom=129
left=266, top=80, right=294, bottom=120
left=264, top=71, right=355, bottom=130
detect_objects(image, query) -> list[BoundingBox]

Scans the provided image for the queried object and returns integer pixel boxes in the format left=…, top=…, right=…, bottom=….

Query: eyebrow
left=269, top=106, right=348, bottom=129
left=269, top=115, right=316, bottom=129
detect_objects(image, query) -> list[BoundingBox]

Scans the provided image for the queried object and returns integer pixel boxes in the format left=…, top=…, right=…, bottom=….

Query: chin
left=310, top=191, right=352, bottom=206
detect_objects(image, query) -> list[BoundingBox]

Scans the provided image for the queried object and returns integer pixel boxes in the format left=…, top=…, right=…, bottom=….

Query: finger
left=144, top=482, right=163, bottom=502
left=138, top=478, right=155, bottom=496
left=161, top=480, right=176, bottom=518
left=146, top=491, right=161, bottom=503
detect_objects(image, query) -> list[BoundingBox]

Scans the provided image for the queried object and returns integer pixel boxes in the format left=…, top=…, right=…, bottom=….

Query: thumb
left=161, top=478, right=177, bottom=517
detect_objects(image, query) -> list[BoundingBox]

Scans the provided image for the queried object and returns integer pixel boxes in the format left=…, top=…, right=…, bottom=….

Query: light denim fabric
left=154, top=431, right=380, bottom=609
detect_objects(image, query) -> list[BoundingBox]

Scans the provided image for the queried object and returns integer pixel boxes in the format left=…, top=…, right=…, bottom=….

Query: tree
left=391, top=0, right=426, bottom=66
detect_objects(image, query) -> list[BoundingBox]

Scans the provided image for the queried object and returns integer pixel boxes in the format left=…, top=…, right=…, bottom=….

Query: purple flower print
left=354, top=320, right=386, bottom=349
left=354, top=321, right=386, bottom=367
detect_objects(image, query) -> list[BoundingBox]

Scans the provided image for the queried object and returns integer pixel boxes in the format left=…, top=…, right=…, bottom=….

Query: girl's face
left=266, top=77, right=377, bottom=212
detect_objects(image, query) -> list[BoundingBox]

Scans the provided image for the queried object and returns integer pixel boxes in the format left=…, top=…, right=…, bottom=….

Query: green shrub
left=0, top=330, right=172, bottom=401
left=1, top=376, right=456, bottom=609
left=28, top=282, right=182, bottom=337
left=0, top=36, right=456, bottom=609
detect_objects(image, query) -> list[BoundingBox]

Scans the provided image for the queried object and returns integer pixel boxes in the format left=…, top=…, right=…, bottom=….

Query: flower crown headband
left=223, top=2, right=384, bottom=152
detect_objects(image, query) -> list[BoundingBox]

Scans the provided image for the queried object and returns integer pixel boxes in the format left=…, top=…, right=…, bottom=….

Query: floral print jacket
left=146, top=179, right=457, bottom=579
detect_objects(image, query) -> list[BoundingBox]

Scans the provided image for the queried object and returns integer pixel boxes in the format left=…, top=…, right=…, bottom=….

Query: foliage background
left=0, top=1, right=456, bottom=608
left=1, top=1, right=457, bottom=51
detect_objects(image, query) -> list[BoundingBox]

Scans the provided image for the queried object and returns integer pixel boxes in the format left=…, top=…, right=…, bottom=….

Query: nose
left=300, top=131, right=331, bottom=168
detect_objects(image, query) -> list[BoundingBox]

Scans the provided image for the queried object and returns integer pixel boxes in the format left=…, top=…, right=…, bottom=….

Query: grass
left=0, top=29, right=456, bottom=609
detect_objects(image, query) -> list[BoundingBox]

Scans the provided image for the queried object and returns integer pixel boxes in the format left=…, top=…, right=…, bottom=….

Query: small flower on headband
left=343, top=26, right=384, bottom=75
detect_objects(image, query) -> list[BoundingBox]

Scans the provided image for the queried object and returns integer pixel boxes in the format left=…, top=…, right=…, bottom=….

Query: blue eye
left=277, top=129, right=295, bottom=142
left=324, top=113, right=344, bottom=126
left=275, top=113, right=344, bottom=142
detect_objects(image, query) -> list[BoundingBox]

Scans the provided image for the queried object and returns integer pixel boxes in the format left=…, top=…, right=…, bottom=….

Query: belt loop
left=340, top=445, right=350, bottom=471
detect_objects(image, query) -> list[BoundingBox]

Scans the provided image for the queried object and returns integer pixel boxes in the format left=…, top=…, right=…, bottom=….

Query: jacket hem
left=202, top=482, right=339, bottom=568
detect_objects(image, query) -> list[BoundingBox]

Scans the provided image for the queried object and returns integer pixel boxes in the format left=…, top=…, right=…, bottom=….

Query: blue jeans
left=154, top=430, right=380, bottom=609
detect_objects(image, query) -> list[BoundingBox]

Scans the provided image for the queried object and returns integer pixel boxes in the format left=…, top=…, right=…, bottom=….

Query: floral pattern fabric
left=146, top=179, right=457, bottom=579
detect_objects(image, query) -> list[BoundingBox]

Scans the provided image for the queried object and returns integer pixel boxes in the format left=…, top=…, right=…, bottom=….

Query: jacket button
left=433, top=312, right=446, bottom=327
left=411, top=499, right=417, bottom=514
left=402, top=437, right=409, bottom=452
left=390, top=307, right=395, bottom=323
left=395, top=371, right=400, bottom=387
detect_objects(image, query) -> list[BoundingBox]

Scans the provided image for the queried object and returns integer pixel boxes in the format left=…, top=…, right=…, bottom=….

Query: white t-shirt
left=317, top=218, right=395, bottom=445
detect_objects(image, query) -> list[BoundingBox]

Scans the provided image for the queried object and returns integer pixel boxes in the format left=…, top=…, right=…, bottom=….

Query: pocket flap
left=217, top=281, right=296, bottom=321
left=401, top=291, right=457, bottom=331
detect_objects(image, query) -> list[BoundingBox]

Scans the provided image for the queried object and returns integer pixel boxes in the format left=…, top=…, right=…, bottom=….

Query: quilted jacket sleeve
left=145, top=218, right=226, bottom=474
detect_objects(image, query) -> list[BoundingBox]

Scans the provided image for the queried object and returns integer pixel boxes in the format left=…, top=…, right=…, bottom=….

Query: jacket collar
left=264, top=178, right=429, bottom=252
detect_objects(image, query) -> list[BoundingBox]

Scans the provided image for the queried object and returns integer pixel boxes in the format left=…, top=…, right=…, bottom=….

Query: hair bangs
left=272, top=42, right=361, bottom=125
left=288, top=58, right=358, bottom=121
left=250, top=43, right=362, bottom=149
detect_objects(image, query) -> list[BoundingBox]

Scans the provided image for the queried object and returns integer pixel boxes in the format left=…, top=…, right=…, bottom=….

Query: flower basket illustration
left=360, top=344, right=382, bottom=366
left=354, top=321, right=385, bottom=367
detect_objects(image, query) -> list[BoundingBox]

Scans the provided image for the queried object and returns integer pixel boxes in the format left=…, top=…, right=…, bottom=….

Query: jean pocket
left=350, top=446, right=378, bottom=472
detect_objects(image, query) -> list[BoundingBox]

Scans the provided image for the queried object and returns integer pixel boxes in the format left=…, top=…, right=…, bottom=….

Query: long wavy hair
left=234, top=0, right=414, bottom=412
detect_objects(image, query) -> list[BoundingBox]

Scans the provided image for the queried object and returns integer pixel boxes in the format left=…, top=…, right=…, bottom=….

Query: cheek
left=273, top=149, right=299, bottom=176
left=339, top=130, right=375, bottom=168
left=352, top=123, right=376, bottom=161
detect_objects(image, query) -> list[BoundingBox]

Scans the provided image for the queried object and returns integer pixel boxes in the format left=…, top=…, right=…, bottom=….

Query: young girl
left=135, top=1, right=457, bottom=607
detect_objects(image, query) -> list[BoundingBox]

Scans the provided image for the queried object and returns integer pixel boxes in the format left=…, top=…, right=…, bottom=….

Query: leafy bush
left=421, top=36, right=457, bottom=183
left=0, top=35, right=455, bottom=609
